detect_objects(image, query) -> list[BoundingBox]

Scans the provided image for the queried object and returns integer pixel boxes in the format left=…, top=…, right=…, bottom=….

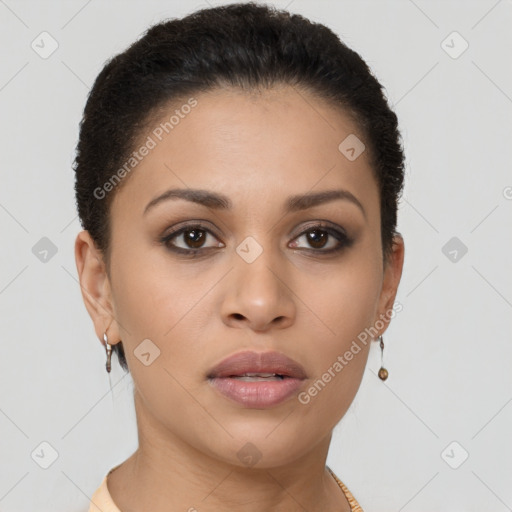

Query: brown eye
left=290, top=224, right=351, bottom=253
left=161, top=223, right=223, bottom=253
left=161, top=221, right=352, bottom=257
left=182, top=228, right=207, bottom=249
left=305, top=229, right=329, bottom=249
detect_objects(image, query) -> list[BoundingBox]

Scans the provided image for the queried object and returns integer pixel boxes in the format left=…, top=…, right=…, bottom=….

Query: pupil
left=186, top=229, right=205, bottom=248
left=308, top=229, right=327, bottom=248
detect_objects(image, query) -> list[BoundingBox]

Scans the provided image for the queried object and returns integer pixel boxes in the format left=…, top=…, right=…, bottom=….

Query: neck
left=107, top=391, right=352, bottom=512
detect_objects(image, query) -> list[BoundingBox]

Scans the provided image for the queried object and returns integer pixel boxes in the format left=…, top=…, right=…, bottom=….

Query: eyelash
left=159, top=221, right=353, bottom=257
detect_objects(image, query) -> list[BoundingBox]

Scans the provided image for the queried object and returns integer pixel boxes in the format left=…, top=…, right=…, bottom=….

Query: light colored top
left=88, top=464, right=363, bottom=512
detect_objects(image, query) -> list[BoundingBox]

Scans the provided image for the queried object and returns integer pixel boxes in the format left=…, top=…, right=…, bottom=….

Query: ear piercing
left=103, top=332, right=389, bottom=379
left=104, top=332, right=112, bottom=373
left=377, top=335, right=388, bottom=381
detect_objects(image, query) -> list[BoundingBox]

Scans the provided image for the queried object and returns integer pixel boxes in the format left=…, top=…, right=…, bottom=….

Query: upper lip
left=207, top=350, right=307, bottom=379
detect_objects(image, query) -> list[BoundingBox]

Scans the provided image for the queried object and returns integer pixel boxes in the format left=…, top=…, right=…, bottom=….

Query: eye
left=161, top=223, right=222, bottom=254
left=160, top=221, right=353, bottom=256
left=290, top=224, right=352, bottom=253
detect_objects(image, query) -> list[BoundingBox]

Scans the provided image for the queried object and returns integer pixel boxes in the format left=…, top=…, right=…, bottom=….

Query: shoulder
left=88, top=467, right=122, bottom=512
left=327, top=466, right=365, bottom=512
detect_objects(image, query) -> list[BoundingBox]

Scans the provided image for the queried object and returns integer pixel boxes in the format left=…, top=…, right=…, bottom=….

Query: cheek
left=110, top=244, right=189, bottom=332
left=296, top=255, right=381, bottom=406
left=306, top=254, right=382, bottom=344
left=109, top=257, right=205, bottom=420
left=109, top=248, right=212, bottom=380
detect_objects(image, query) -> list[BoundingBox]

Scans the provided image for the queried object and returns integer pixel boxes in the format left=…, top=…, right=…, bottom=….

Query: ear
left=374, top=233, right=405, bottom=336
left=74, top=230, right=122, bottom=348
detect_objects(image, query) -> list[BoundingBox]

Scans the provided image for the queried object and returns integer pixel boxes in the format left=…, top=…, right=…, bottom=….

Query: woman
left=74, top=2, right=405, bottom=510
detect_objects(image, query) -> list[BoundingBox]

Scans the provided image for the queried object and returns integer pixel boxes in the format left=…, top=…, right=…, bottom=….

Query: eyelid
left=291, top=219, right=348, bottom=238
left=290, top=222, right=351, bottom=251
left=161, top=222, right=221, bottom=242
left=161, top=219, right=220, bottom=237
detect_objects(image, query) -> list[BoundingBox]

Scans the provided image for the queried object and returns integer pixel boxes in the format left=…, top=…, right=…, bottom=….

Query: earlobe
left=74, top=230, right=120, bottom=344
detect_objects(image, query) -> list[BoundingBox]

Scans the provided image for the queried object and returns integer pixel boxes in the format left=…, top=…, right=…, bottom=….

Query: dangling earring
left=104, top=332, right=112, bottom=373
left=378, top=335, right=388, bottom=381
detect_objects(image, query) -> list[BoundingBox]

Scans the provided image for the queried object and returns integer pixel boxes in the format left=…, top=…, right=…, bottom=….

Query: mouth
left=207, top=350, right=307, bottom=380
left=207, top=350, right=307, bottom=408
left=224, top=373, right=288, bottom=381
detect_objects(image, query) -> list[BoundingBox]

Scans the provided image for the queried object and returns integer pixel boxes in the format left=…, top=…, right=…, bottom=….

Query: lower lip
left=208, top=377, right=304, bottom=408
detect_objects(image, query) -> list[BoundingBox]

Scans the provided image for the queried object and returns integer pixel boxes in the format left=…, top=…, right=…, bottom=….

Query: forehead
left=110, top=84, right=378, bottom=218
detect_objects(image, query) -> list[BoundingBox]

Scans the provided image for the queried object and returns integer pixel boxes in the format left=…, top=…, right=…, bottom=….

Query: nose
left=220, top=248, right=296, bottom=332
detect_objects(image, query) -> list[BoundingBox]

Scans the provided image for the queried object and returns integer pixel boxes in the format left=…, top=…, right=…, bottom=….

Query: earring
left=103, top=332, right=112, bottom=373
left=378, top=335, right=388, bottom=381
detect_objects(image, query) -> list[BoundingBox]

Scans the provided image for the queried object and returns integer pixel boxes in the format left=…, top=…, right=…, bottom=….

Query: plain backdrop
left=1, top=0, right=511, bottom=511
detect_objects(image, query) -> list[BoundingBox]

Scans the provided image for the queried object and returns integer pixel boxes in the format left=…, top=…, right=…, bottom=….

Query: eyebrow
left=143, top=187, right=366, bottom=218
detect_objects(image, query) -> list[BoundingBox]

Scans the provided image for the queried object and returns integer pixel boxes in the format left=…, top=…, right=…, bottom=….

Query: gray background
left=1, top=0, right=511, bottom=510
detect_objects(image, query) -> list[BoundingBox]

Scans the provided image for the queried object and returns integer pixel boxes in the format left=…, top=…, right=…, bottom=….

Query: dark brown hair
left=74, top=2, right=406, bottom=372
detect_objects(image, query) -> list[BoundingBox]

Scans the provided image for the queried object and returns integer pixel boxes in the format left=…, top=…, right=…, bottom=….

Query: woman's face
left=77, top=84, right=403, bottom=468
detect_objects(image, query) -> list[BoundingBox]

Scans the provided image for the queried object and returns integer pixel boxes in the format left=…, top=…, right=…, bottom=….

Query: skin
left=75, top=84, right=404, bottom=512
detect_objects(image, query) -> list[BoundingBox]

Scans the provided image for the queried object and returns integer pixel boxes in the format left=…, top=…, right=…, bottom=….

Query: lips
left=207, top=350, right=307, bottom=408
left=207, top=350, right=307, bottom=380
